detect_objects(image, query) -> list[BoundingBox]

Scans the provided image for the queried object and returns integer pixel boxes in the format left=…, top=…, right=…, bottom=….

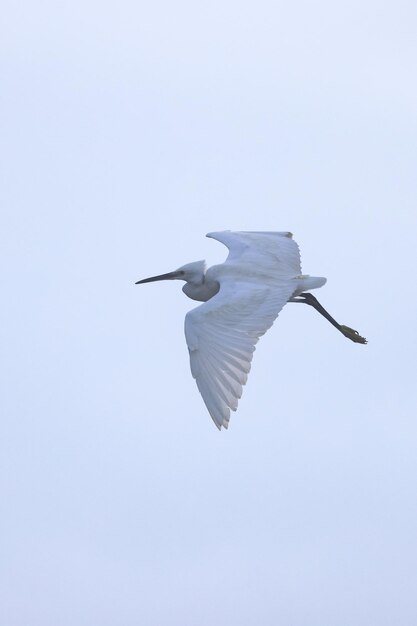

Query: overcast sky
left=1, top=1, right=417, bottom=624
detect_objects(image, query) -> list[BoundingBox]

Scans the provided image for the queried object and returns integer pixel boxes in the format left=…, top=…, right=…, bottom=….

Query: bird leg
left=291, top=292, right=367, bottom=344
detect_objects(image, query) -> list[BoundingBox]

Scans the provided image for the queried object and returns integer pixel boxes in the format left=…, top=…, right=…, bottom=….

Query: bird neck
left=182, top=277, right=220, bottom=302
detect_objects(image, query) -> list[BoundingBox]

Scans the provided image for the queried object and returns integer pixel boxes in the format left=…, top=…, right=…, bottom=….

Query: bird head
left=135, top=260, right=206, bottom=286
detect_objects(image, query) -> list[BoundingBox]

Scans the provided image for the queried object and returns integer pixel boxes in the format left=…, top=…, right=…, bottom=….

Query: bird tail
left=294, top=275, right=327, bottom=295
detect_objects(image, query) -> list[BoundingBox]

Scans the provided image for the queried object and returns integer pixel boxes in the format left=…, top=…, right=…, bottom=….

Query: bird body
left=136, top=230, right=366, bottom=429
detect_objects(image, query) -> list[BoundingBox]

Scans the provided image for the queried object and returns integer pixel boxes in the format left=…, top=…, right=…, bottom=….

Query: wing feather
left=207, top=230, right=302, bottom=275
left=184, top=277, right=296, bottom=429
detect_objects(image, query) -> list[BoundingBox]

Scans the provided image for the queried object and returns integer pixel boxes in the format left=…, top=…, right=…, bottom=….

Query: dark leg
left=291, top=292, right=367, bottom=344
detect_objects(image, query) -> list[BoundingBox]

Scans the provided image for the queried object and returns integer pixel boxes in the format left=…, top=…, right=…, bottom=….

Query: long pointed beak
left=135, top=270, right=183, bottom=285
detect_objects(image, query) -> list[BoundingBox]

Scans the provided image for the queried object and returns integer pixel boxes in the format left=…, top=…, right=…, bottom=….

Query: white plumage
left=136, top=230, right=366, bottom=429
left=184, top=231, right=323, bottom=428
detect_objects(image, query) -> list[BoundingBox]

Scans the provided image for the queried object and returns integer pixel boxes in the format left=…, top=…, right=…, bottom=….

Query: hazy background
left=1, top=1, right=417, bottom=624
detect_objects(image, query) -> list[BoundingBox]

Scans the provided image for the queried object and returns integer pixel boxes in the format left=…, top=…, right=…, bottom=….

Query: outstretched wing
left=207, top=230, right=302, bottom=276
left=184, top=276, right=296, bottom=429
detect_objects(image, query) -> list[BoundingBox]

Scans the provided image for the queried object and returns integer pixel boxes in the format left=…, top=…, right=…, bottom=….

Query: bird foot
left=339, top=325, right=367, bottom=344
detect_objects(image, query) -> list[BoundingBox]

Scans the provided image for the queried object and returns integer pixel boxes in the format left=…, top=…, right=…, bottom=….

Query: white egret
left=136, top=231, right=366, bottom=429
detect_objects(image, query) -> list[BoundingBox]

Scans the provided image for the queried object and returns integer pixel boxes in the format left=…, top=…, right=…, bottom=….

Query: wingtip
left=211, top=414, right=230, bottom=431
left=206, top=230, right=230, bottom=239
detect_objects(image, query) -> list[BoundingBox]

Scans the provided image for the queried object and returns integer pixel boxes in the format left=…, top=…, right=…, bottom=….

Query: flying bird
left=136, top=231, right=366, bottom=429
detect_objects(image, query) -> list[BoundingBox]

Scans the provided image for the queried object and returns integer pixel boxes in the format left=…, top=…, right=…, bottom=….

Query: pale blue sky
left=1, top=1, right=417, bottom=624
